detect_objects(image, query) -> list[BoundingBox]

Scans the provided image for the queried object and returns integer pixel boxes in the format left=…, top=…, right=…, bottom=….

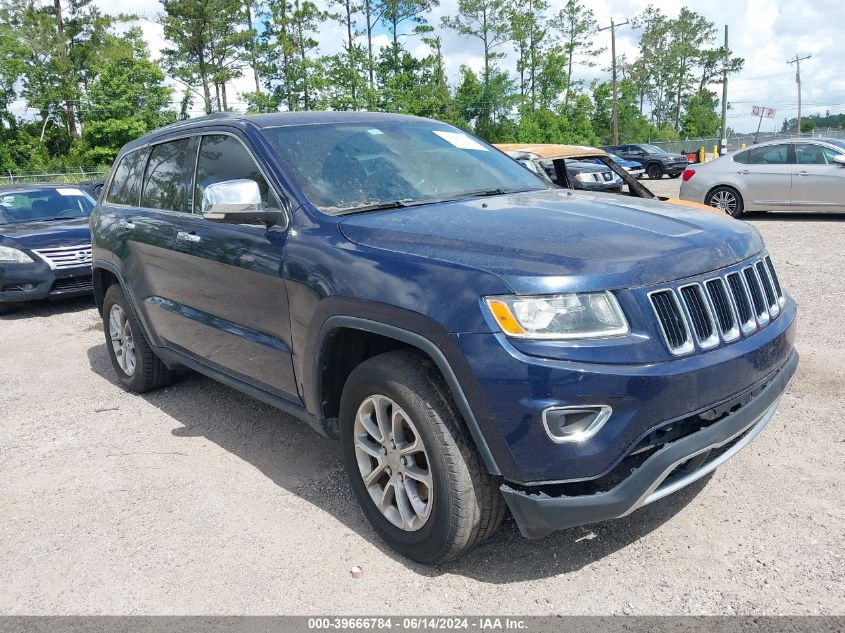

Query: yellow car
left=495, top=143, right=723, bottom=216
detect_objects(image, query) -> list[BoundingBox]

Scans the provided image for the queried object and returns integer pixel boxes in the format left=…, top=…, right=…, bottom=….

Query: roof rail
left=156, top=111, right=242, bottom=132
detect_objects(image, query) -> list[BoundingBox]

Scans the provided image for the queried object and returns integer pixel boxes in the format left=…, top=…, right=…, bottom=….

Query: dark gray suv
left=604, top=144, right=690, bottom=180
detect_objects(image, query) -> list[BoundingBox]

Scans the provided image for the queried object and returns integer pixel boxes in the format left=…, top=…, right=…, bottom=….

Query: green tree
left=80, top=29, right=175, bottom=164
left=509, top=0, right=548, bottom=109
left=442, top=0, right=509, bottom=91
left=552, top=0, right=604, bottom=108
left=681, top=90, right=720, bottom=137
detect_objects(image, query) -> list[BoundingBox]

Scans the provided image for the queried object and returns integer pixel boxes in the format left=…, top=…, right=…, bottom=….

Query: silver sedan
left=679, top=138, right=845, bottom=216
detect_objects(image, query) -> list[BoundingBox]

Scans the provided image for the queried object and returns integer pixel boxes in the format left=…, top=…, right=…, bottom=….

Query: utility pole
left=719, top=25, right=729, bottom=155
left=787, top=53, right=811, bottom=135
left=599, top=18, right=629, bottom=145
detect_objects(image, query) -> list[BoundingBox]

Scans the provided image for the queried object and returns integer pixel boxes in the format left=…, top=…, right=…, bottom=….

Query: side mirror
left=833, top=155, right=845, bottom=166
left=201, top=179, right=282, bottom=227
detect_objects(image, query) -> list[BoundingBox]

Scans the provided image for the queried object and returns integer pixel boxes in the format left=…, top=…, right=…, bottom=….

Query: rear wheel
left=340, top=350, right=505, bottom=564
left=102, top=284, right=175, bottom=393
left=706, top=186, right=744, bottom=217
left=647, top=163, right=663, bottom=179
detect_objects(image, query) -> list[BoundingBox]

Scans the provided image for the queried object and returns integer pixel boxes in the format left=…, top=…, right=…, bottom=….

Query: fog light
left=542, top=405, right=612, bottom=443
left=23, top=283, right=35, bottom=290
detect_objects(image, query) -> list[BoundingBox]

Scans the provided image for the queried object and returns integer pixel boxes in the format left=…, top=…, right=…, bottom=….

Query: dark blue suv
left=90, top=112, right=798, bottom=563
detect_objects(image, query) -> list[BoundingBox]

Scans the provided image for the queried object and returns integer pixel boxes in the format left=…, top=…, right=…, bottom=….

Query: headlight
left=485, top=292, right=629, bottom=339
left=0, top=245, right=34, bottom=264
left=574, top=173, right=597, bottom=183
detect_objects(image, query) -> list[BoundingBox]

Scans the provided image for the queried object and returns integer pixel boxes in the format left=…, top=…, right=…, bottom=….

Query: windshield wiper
left=334, top=200, right=413, bottom=216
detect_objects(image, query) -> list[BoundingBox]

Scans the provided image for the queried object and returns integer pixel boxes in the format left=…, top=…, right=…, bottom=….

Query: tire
left=669, top=173, right=681, bottom=179
left=706, top=186, right=745, bottom=218
left=0, top=302, right=18, bottom=316
left=647, top=163, right=663, bottom=179
left=102, top=283, right=175, bottom=393
left=339, top=349, right=505, bottom=564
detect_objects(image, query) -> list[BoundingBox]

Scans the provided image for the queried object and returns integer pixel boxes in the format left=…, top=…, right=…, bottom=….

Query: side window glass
left=141, top=139, right=191, bottom=212
left=193, top=134, right=274, bottom=212
left=106, top=149, right=147, bottom=205
left=747, top=144, right=788, bottom=165
left=795, top=143, right=839, bottom=165
left=733, top=150, right=749, bottom=164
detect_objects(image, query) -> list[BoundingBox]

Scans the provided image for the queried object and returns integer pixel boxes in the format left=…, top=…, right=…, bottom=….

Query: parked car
left=548, top=158, right=623, bottom=192
left=497, top=143, right=720, bottom=214
left=680, top=138, right=845, bottom=217
left=606, top=152, right=645, bottom=178
left=0, top=184, right=95, bottom=315
left=91, top=112, right=797, bottom=564
left=79, top=179, right=106, bottom=200
left=603, top=143, right=690, bottom=179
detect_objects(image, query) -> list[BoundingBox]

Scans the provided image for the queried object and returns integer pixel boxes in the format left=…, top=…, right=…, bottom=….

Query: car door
left=737, top=143, right=792, bottom=208
left=162, top=132, right=299, bottom=400
left=790, top=143, right=845, bottom=211
left=108, top=140, right=193, bottom=346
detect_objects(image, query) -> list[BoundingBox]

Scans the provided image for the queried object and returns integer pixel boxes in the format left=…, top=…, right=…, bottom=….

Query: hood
left=565, top=161, right=609, bottom=173
left=0, top=217, right=91, bottom=250
left=339, top=189, right=763, bottom=294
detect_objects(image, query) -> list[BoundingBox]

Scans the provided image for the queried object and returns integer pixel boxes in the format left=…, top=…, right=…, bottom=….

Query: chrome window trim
left=678, top=282, right=720, bottom=349
left=648, top=288, right=694, bottom=356
left=704, top=276, right=740, bottom=343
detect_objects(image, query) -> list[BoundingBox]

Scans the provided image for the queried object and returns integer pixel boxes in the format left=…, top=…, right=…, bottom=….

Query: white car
left=679, top=138, right=845, bottom=216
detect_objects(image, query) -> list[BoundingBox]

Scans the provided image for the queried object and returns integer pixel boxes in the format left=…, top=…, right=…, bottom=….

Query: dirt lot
left=1, top=179, right=843, bottom=615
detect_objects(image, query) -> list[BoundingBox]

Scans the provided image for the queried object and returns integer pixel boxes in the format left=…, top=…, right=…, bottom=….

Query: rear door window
left=747, top=144, right=789, bottom=165
left=733, top=150, right=749, bottom=164
left=106, top=149, right=147, bottom=206
left=193, top=134, right=274, bottom=212
left=141, top=139, right=191, bottom=212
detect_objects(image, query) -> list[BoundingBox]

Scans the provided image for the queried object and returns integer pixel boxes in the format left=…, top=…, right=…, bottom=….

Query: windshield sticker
left=433, top=130, right=488, bottom=151
left=367, top=128, right=384, bottom=135
left=57, top=187, right=83, bottom=196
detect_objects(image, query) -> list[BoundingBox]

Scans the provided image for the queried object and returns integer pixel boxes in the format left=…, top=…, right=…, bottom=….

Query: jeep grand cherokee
left=90, top=112, right=797, bottom=564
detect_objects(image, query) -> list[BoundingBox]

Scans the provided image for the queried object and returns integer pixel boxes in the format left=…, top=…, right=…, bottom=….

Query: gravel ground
left=1, top=180, right=843, bottom=615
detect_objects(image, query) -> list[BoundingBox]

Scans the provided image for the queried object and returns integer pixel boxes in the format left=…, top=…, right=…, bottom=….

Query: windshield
left=0, top=187, right=95, bottom=225
left=262, top=121, right=548, bottom=214
left=639, top=144, right=667, bottom=155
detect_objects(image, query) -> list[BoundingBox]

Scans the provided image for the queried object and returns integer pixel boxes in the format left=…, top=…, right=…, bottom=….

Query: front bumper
left=0, top=262, right=92, bottom=303
left=663, top=163, right=688, bottom=175
left=501, top=350, right=797, bottom=538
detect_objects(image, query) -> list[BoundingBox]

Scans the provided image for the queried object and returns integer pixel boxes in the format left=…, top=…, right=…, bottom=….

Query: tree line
left=0, top=0, right=745, bottom=174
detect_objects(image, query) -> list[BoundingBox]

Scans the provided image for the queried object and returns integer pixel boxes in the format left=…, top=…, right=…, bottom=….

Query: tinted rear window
left=141, top=139, right=191, bottom=213
left=747, top=144, right=789, bottom=165
left=106, top=149, right=147, bottom=206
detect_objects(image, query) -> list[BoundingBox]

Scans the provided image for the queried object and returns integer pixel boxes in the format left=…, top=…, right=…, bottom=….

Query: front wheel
left=340, top=350, right=505, bottom=564
left=0, top=302, right=18, bottom=316
left=706, top=186, right=744, bottom=217
left=647, top=163, right=663, bottom=179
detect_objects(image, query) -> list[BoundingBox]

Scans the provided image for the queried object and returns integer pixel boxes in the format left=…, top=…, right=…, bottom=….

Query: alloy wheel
left=710, top=189, right=738, bottom=214
left=108, top=304, right=136, bottom=376
left=353, top=394, right=433, bottom=531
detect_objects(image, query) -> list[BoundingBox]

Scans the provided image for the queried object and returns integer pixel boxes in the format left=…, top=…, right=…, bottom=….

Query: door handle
left=737, top=170, right=750, bottom=175
left=118, top=218, right=136, bottom=230
left=176, top=230, right=201, bottom=243
left=797, top=171, right=809, bottom=176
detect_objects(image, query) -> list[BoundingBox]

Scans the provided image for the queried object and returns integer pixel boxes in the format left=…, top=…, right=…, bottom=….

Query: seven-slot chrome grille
left=32, top=244, right=92, bottom=270
left=649, top=255, right=785, bottom=355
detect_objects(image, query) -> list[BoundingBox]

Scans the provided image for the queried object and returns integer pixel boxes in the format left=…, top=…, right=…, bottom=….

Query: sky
left=94, top=0, right=845, bottom=135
